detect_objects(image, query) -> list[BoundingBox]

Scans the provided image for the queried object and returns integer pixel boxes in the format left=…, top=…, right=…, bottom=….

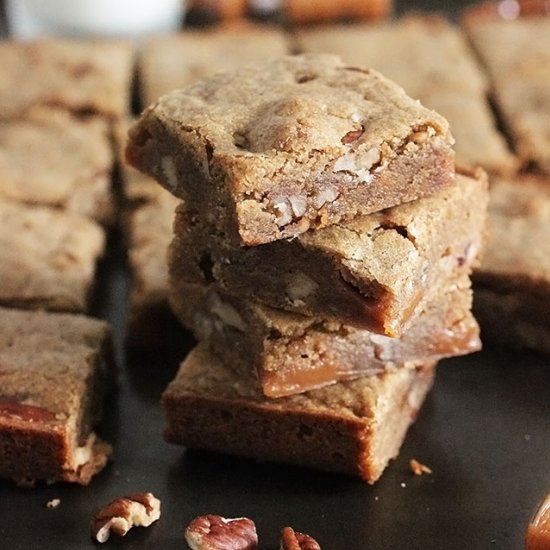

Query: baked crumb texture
left=0, top=308, right=113, bottom=485
left=296, top=15, right=517, bottom=176
left=170, top=170, right=488, bottom=337
left=146, top=53, right=487, bottom=478
left=127, top=54, right=455, bottom=246
left=129, top=26, right=290, bottom=344
left=163, top=344, right=435, bottom=483
left=461, top=7, right=550, bottom=354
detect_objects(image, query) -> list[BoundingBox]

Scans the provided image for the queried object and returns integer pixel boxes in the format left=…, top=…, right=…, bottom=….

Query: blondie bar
left=163, top=344, right=435, bottom=483
left=170, top=275, right=478, bottom=398
left=0, top=308, right=113, bottom=485
left=140, top=24, right=290, bottom=107
left=473, top=175, right=550, bottom=354
left=0, top=39, right=133, bottom=120
left=0, top=200, right=105, bottom=312
left=464, top=7, right=550, bottom=174
left=170, top=170, right=488, bottom=336
left=0, top=108, right=113, bottom=224
left=127, top=54, right=455, bottom=246
left=296, top=16, right=517, bottom=175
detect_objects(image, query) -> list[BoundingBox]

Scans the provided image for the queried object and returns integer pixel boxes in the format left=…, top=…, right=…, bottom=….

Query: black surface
left=1, top=1, right=550, bottom=548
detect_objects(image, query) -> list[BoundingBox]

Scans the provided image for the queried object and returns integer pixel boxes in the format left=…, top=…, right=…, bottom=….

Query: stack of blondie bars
left=128, top=53, right=488, bottom=482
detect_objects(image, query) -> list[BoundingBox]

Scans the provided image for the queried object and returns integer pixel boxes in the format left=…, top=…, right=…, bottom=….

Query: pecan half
left=341, top=126, right=364, bottom=145
left=526, top=490, right=550, bottom=550
left=90, top=492, right=161, bottom=543
left=280, top=527, right=321, bottom=550
left=409, top=459, right=433, bottom=476
left=185, top=515, right=258, bottom=550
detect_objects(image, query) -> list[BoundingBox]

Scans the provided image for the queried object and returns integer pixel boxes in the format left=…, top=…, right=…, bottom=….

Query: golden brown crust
left=0, top=308, right=113, bottom=485
left=476, top=176, right=550, bottom=286
left=0, top=39, right=134, bottom=120
left=0, top=108, right=113, bottom=224
left=162, top=344, right=435, bottom=483
left=170, top=170, right=488, bottom=336
left=0, top=200, right=105, bottom=313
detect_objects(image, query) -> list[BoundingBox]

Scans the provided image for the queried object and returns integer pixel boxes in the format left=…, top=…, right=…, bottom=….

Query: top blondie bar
left=127, top=54, right=455, bottom=246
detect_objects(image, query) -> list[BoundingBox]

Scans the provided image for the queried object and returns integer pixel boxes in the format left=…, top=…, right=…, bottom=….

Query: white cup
left=7, top=0, right=185, bottom=39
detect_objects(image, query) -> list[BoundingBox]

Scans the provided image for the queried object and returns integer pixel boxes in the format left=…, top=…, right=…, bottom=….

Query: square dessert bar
left=170, top=275, right=478, bottom=398
left=0, top=200, right=105, bottom=312
left=127, top=54, right=456, bottom=246
left=464, top=8, right=550, bottom=174
left=140, top=24, right=290, bottom=107
left=163, top=344, right=436, bottom=483
left=296, top=16, right=517, bottom=175
left=473, top=175, right=550, bottom=354
left=0, top=307, right=113, bottom=485
left=0, top=38, right=134, bottom=120
left=0, top=108, right=114, bottom=224
left=170, top=170, right=488, bottom=336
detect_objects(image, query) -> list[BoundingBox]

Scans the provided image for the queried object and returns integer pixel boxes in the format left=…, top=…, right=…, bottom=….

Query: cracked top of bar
left=127, top=54, right=455, bottom=246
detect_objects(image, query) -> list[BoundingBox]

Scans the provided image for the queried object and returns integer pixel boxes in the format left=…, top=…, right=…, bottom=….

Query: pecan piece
left=409, top=459, right=433, bottom=476
left=526, top=490, right=550, bottom=550
left=280, top=527, right=321, bottom=550
left=90, top=492, right=161, bottom=543
left=341, top=126, right=364, bottom=145
left=185, top=515, right=258, bottom=550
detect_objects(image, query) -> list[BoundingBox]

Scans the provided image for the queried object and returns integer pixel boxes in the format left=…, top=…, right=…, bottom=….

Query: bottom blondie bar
left=162, top=344, right=435, bottom=483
